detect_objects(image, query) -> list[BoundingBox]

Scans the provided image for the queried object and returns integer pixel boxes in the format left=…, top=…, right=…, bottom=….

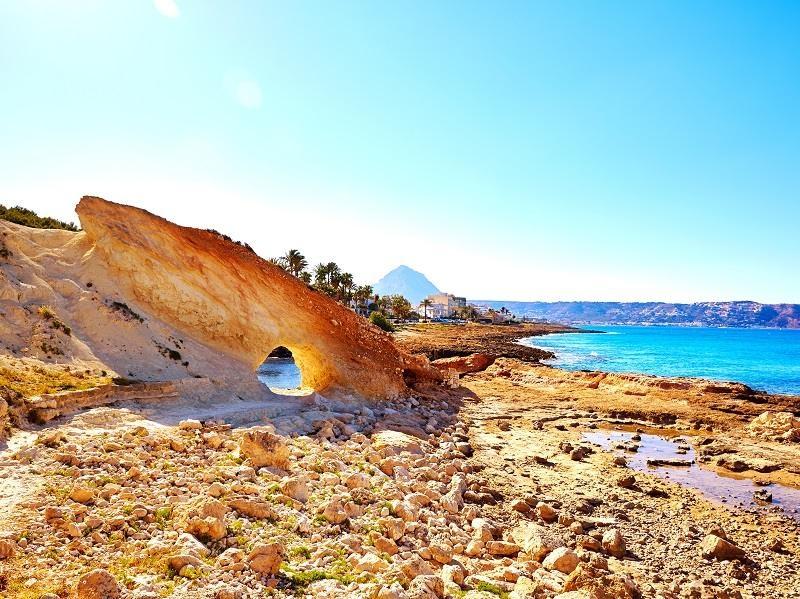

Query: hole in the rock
left=257, top=346, right=303, bottom=394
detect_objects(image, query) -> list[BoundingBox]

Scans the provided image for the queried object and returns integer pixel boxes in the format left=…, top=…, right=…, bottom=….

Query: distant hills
left=470, top=300, right=800, bottom=329
left=373, top=265, right=440, bottom=305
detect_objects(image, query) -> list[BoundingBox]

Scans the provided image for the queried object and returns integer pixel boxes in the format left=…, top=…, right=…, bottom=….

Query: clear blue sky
left=1, top=1, right=798, bottom=302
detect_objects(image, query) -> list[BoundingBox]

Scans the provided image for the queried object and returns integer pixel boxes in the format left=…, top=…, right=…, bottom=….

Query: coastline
left=396, top=322, right=800, bottom=489
left=519, top=324, right=800, bottom=398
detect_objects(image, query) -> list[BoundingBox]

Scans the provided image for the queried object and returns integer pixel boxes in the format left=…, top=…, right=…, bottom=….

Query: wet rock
left=753, top=488, right=773, bottom=503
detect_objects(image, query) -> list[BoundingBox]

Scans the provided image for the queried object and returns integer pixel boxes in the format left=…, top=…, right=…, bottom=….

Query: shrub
left=0, top=204, right=79, bottom=231
left=37, top=305, right=56, bottom=320
left=369, top=311, right=395, bottom=332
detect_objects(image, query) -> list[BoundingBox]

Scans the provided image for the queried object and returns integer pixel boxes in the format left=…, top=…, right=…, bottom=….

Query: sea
left=520, top=325, right=800, bottom=396
left=257, top=357, right=302, bottom=390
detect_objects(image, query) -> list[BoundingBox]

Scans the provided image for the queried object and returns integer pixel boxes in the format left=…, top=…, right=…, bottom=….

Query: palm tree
left=267, top=256, right=288, bottom=270
left=283, top=249, right=308, bottom=277
left=339, top=272, right=354, bottom=303
left=421, top=299, right=432, bottom=322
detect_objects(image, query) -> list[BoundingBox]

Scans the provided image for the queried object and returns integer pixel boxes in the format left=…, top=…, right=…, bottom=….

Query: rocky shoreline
left=394, top=323, right=579, bottom=363
left=0, top=322, right=797, bottom=597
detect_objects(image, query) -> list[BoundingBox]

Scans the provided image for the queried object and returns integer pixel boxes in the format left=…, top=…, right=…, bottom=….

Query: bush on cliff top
left=0, top=204, right=79, bottom=231
left=369, top=311, right=395, bottom=332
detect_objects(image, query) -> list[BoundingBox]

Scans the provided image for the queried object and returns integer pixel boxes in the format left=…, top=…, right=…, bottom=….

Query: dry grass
left=0, top=357, right=111, bottom=398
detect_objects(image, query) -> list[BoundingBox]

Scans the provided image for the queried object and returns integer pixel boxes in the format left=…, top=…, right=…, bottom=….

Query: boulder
left=699, top=534, right=747, bottom=561
left=511, top=522, right=567, bottom=561
left=601, top=529, right=626, bottom=558
left=372, top=430, right=424, bottom=455
left=239, top=431, right=289, bottom=469
left=76, top=569, right=121, bottom=599
left=431, top=353, right=495, bottom=375
left=747, top=412, right=800, bottom=442
left=563, top=564, right=641, bottom=599
left=227, top=497, right=276, bottom=520
left=542, top=547, right=580, bottom=574
left=179, top=497, right=228, bottom=542
left=247, top=543, right=284, bottom=574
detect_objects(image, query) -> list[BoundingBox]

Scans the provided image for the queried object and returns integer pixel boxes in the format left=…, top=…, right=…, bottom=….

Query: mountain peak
left=373, top=265, right=440, bottom=305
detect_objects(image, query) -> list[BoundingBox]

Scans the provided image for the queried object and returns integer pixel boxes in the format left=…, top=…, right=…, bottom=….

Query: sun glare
left=153, top=0, right=180, bottom=19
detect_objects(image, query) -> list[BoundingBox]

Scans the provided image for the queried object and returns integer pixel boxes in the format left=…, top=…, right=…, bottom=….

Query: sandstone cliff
left=0, top=197, right=436, bottom=401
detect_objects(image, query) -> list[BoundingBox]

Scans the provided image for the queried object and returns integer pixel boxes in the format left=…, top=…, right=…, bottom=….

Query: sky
left=1, top=1, right=799, bottom=303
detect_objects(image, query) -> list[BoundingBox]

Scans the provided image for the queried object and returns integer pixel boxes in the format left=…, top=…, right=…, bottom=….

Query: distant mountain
left=373, top=265, right=440, bottom=305
left=469, top=300, right=800, bottom=329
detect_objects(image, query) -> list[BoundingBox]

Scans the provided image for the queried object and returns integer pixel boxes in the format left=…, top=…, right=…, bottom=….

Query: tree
left=421, top=299, right=432, bottom=321
left=388, top=294, right=412, bottom=319
left=283, top=249, right=308, bottom=277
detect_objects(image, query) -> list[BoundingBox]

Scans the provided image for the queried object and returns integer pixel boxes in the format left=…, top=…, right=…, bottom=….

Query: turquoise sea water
left=521, top=325, right=800, bottom=395
left=257, top=357, right=302, bottom=390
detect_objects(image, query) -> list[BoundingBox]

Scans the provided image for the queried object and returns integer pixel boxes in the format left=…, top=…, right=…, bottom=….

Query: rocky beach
left=1, top=201, right=799, bottom=598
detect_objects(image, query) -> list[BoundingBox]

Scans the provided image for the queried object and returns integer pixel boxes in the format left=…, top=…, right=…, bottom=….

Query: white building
left=418, top=293, right=467, bottom=319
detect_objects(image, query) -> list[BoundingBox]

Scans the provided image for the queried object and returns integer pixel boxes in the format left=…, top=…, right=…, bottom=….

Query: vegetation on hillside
left=0, top=204, right=79, bottom=231
left=0, top=357, right=111, bottom=398
left=368, top=311, right=395, bottom=332
left=268, top=249, right=418, bottom=325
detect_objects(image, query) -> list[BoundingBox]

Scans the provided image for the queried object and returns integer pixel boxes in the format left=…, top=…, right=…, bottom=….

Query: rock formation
left=0, top=196, right=436, bottom=401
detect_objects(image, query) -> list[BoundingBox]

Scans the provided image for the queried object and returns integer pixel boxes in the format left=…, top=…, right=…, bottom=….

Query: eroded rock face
left=0, top=197, right=437, bottom=401
left=75, top=197, right=435, bottom=397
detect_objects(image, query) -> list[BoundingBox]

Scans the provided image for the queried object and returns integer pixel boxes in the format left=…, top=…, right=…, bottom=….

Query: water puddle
left=583, top=431, right=800, bottom=522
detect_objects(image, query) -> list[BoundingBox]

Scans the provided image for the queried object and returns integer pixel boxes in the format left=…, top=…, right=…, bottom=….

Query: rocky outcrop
left=75, top=197, right=436, bottom=397
left=0, top=197, right=438, bottom=401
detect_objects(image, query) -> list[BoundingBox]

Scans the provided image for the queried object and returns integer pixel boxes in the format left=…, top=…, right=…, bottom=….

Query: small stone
left=70, top=485, right=95, bottom=504
left=536, top=502, right=557, bottom=523
left=486, top=541, right=520, bottom=556
left=511, top=499, right=530, bottom=513
left=178, top=419, right=202, bottom=430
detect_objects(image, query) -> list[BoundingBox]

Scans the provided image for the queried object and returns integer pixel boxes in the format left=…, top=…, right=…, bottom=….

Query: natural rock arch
left=74, top=197, right=438, bottom=398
